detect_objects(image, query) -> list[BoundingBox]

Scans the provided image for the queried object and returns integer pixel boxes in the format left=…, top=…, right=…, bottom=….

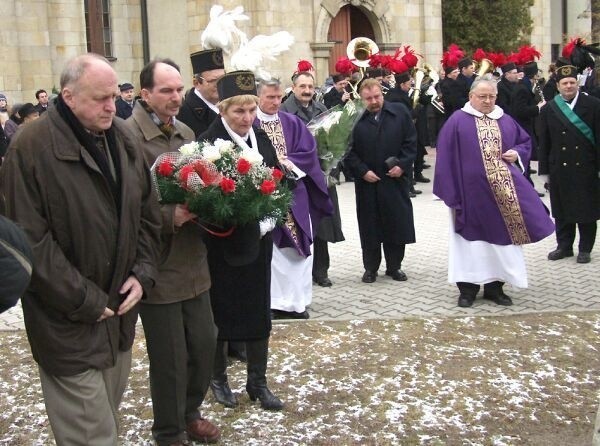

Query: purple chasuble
left=434, top=109, right=554, bottom=245
left=256, top=111, right=333, bottom=257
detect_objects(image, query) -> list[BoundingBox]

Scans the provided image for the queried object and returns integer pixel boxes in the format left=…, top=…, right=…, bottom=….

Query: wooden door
left=328, top=6, right=351, bottom=75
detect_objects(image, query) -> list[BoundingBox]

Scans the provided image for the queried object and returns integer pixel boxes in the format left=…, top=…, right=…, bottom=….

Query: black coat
left=115, top=97, right=134, bottom=120
left=178, top=88, right=219, bottom=139
left=0, top=215, right=33, bottom=313
left=496, top=78, right=515, bottom=112
left=510, top=79, right=539, bottom=137
left=538, top=93, right=600, bottom=223
left=323, top=88, right=345, bottom=109
left=439, top=77, right=464, bottom=117
left=198, top=119, right=278, bottom=340
left=345, top=102, right=417, bottom=248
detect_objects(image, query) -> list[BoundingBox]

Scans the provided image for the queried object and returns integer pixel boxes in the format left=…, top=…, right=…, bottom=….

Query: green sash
left=554, top=95, right=596, bottom=145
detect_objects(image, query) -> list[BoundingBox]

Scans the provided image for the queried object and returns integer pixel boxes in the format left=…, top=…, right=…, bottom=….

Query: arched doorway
left=327, top=5, right=375, bottom=74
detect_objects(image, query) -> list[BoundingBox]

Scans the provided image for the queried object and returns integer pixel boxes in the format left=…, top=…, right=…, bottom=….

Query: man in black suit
left=538, top=64, right=600, bottom=264
left=115, top=82, right=135, bottom=119
left=177, top=49, right=225, bottom=138
left=496, top=62, right=519, bottom=112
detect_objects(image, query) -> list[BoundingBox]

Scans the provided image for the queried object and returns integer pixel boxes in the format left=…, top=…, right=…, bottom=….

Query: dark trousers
left=312, top=237, right=330, bottom=280
left=140, top=292, right=217, bottom=446
left=213, top=337, right=271, bottom=388
left=362, top=243, right=405, bottom=272
left=414, top=142, right=427, bottom=175
left=556, top=218, right=597, bottom=253
left=457, top=281, right=503, bottom=296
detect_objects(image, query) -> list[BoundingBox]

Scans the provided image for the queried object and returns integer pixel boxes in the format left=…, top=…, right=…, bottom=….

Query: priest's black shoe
left=423, top=163, right=431, bottom=169
left=385, top=270, right=407, bottom=281
left=313, top=276, right=332, bottom=287
left=483, top=291, right=513, bottom=306
left=362, top=271, right=377, bottom=283
left=210, top=380, right=238, bottom=408
left=577, top=252, right=591, bottom=263
left=547, top=248, right=574, bottom=261
left=457, top=294, right=475, bottom=308
left=271, top=309, right=310, bottom=319
left=414, top=173, right=431, bottom=183
left=246, top=385, right=284, bottom=411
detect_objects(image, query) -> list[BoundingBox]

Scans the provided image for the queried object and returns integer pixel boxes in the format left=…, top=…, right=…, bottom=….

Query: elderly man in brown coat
left=0, top=54, right=161, bottom=445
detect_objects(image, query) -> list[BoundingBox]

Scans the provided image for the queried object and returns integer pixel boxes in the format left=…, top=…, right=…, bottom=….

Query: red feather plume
left=487, top=52, right=507, bottom=68
left=400, top=45, right=419, bottom=68
left=441, top=44, right=465, bottom=69
left=472, top=48, right=487, bottom=62
left=516, top=45, right=541, bottom=65
left=296, top=59, right=314, bottom=73
left=334, top=57, right=355, bottom=75
left=562, top=37, right=583, bottom=58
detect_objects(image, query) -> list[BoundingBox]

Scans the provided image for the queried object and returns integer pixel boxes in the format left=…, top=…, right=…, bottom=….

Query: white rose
left=202, top=145, right=221, bottom=162
left=213, top=138, right=235, bottom=154
left=179, top=141, right=200, bottom=156
left=240, top=148, right=264, bottom=165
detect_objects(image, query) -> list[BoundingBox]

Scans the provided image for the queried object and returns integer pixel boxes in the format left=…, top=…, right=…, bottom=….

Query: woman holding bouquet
left=198, top=71, right=284, bottom=411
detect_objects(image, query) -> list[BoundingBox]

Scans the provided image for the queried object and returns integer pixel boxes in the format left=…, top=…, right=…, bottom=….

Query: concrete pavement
left=1, top=151, right=598, bottom=331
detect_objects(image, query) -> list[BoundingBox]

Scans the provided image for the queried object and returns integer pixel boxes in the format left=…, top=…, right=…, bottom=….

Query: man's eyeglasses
left=200, top=77, right=219, bottom=84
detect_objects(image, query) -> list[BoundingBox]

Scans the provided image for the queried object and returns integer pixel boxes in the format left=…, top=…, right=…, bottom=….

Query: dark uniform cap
left=190, top=49, right=225, bottom=75
left=458, top=57, right=473, bottom=69
left=444, top=65, right=457, bottom=75
left=523, top=62, right=538, bottom=77
left=367, top=68, right=384, bottom=78
left=500, top=62, right=517, bottom=73
left=555, top=65, right=578, bottom=81
left=394, top=71, right=411, bottom=84
left=217, top=70, right=257, bottom=100
left=331, top=73, right=346, bottom=83
left=119, top=82, right=134, bottom=92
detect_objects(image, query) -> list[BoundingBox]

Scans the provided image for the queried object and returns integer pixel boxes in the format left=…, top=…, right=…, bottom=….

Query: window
left=84, top=0, right=113, bottom=59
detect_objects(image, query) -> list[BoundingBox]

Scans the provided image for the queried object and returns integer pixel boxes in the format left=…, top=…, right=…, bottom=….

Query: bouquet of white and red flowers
left=151, top=139, right=292, bottom=230
left=306, top=98, right=365, bottom=175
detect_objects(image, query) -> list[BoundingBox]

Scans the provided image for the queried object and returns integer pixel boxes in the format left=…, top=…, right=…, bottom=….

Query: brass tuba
left=412, top=68, right=425, bottom=108
left=346, top=37, right=379, bottom=68
left=475, top=58, right=495, bottom=78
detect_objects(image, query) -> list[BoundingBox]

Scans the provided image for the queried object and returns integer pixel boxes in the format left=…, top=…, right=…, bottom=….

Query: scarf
left=139, top=100, right=175, bottom=138
left=220, top=117, right=258, bottom=152
left=56, top=94, right=121, bottom=210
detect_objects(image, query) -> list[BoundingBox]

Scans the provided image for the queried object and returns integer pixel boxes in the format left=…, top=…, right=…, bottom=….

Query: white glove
left=259, top=217, right=277, bottom=237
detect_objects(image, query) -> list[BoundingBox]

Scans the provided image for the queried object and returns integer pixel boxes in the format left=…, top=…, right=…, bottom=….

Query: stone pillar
left=310, top=42, right=335, bottom=85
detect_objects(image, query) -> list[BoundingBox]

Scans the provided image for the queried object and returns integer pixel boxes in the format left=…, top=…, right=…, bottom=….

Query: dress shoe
left=577, top=252, right=591, bottom=264
left=186, top=418, right=220, bottom=444
left=409, top=191, right=417, bottom=198
left=385, top=270, right=407, bottom=281
left=362, top=271, right=377, bottom=283
left=271, top=309, right=310, bottom=320
left=483, top=291, right=513, bottom=306
left=547, top=248, right=574, bottom=261
left=423, top=163, right=431, bottom=169
left=457, top=294, right=475, bottom=308
left=537, top=191, right=545, bottom=197
left=313, top=276, right=332, bottom=287
left=529, top=168, right=537, bottom=174
left=210, top=380, right=238, bottom=408
left=414, top=173, right=431, bottom=183
left=411, top=188, right=422, bottom=194
left=246, top=385, right=284, bottom=410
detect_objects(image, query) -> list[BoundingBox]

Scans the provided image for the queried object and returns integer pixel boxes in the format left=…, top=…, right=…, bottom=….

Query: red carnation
left=237, top=158, right=252, bottom=175
left=219, top=177, right=236, bottom=194
left=272, top=168, right=284, bottom=182
left=157, top=161, right=174, bottom=177
left=260, top=180, right=276, bottom=195
left=179, top=164, right=195, bottom=186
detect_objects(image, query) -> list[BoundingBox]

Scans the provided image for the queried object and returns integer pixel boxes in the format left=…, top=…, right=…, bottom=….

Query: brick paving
left=1, top=149, right=598, bottom=331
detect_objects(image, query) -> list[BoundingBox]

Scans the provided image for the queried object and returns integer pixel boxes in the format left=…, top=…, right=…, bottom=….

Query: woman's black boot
left=245, top=338, right=284, bottom=411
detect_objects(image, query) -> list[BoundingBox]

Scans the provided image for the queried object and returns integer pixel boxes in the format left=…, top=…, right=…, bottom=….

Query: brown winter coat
left=0, top=107, right=161, bottom=376
left=126, top=102, right=211, bottom=304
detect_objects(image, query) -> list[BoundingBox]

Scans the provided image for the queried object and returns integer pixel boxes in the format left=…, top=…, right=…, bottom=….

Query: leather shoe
left=423, top=163, right=431, bottom=169
left=313, top=276, right=332, bottom=287
left=271, top=309, right=310, bottom=319
left=362, top=271, right=377, bottom=283
left=458, top=294, right=475, bottom=308
left=483, top=292, right=513, bottom=306
left=547, top=248, right=574, bottom=261
left=414, top=173, right=431, bottom=183
left=210, top=380, right=238, bottom=408
left=186, top=418, right=220, bottom=444
left=246, top=385, right=284, bottom=411
left=537, top=191, right=545, bottom=197
left=577, top=252, right=591, bottom=263
left=385, top=270, right=407, bottom=281
left=409, top=191, right=417, bottom=198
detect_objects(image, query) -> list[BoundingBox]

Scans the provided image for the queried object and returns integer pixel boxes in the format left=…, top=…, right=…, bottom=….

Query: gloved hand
left=259, top=217, right=277, bottom=237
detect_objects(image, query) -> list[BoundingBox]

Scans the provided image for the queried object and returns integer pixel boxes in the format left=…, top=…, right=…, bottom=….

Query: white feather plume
left=201, top=5, right=249, bottom=54
left=230, top=31, right=295, bottom=80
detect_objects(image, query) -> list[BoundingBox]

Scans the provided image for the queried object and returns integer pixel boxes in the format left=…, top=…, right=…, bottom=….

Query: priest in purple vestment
left=434, top=75, right=554, bottom=308
left=255, top=79, right=333, bottom=319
